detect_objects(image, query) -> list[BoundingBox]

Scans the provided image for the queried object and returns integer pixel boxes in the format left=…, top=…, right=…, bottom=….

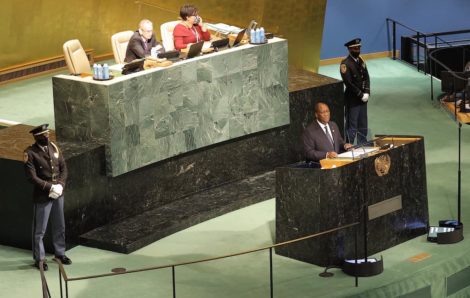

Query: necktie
left=324, top=125, right=334, bottom=146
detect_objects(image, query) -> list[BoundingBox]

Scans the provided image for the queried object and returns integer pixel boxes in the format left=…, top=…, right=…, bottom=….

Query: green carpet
left=1, top=58, right=470, bottom=297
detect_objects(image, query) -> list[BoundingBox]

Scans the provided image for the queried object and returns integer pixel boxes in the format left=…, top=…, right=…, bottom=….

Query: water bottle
left=250, top=29, right=255, bottom=43
left=93, top=63, right=98, bottom=79
left=255, top=28, right=260, bottom=43
left=96, top=64, right=103, bottom=80
left=103, top=63, right=109, bottom=80
left=260, top=27, right=265, bottom=43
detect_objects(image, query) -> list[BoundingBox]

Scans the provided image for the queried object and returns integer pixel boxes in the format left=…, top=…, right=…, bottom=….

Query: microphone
left=347, top=130, right=376, bottom=159
left=379, top=143, right=392, bottom=150
left=347, top=130, right=369, bottom=151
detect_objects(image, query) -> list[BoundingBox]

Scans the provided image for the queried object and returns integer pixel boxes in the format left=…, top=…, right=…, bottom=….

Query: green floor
left=1, top=58, right=470, bottom=297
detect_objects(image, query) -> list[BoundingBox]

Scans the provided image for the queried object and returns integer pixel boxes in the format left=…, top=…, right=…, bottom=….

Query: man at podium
left=302, top=102, right=352, bottom=162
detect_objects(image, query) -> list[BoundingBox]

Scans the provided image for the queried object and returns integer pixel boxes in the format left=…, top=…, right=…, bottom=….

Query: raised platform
left=0, top=69, right=344, bottom=254
left=80, top=171, right=275, bottom=253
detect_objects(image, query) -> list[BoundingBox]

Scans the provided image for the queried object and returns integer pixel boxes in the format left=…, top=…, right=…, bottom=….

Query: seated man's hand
left=326, top=151, right=338, bottom=159
left=344, top=143, right=353, bottom=150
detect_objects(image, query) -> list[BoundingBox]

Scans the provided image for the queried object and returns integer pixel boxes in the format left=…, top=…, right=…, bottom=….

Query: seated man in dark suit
left=303, top=101, right=352, bottom=162
left=125, top=19, right=165, bottom=63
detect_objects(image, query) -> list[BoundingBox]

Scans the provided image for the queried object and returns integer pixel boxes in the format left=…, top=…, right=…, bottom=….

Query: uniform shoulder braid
left=359, top=56, right=367, bottom=67
left=50, top=141, right=61, bottom=159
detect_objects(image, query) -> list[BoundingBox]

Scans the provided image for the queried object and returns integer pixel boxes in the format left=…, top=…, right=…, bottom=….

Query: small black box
left=265, top=33, right=274, bottom=39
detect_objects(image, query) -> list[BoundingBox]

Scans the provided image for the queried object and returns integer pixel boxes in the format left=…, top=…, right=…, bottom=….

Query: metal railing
left=39, top=260, right=51, bottom=298
left=387, top=18, right=470, bottom=100
left=52, top=222, right=359, bottom=298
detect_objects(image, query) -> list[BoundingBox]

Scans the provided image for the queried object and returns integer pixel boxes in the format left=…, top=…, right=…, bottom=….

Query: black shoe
left=34, top=261, right=48, bottom=271
left=55, top=255, right=72, bottom=265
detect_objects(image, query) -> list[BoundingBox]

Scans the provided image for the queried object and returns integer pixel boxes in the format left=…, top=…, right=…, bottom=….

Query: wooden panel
left=442, top=102, right=470, bottom=124
left=0, top=124, right=56, bottom=161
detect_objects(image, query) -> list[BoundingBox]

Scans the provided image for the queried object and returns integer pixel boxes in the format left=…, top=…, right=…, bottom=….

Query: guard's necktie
left=324, top=125, right=334, bottom=147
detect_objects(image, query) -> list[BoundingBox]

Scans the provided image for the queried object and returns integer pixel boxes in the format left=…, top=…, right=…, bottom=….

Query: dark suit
left=340, top=55, right=370, bottom=144
left=24, top=141, right=68, bottom=262
left=125, top=31, right=164, bottom=63
left=303, top=120, right=346, bottom=162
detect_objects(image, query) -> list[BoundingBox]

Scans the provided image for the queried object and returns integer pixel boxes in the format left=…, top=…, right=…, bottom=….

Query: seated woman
left=173, top=4, right=211, bottom=50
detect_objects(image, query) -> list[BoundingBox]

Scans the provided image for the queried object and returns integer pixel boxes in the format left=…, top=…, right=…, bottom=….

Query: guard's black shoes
left=34, top=261, right=48, bottom=271
left=55, top=255, right=72, bottom=265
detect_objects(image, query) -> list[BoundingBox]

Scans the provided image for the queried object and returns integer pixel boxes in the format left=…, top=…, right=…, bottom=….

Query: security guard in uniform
left=24, top=124, right=72, bottom=270
left=340, top=38, right=370, bottom=145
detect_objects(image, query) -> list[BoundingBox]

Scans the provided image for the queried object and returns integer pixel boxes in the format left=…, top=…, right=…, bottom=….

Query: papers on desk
left=109, top=64, right=125, bottom=72
left=337, top=147, right=379, bottom=159
left=206, top=23, right=242, bottom=35
left=203, top=41, right=212, bottom=50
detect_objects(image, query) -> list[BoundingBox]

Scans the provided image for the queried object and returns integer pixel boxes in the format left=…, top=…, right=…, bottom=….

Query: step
left=79, top=171, right=275, bottom=253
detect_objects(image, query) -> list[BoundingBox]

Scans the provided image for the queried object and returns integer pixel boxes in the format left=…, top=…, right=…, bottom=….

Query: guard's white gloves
left=49, top=184, right=63, bottom=199
left=361, top=93, right=369, bottom=102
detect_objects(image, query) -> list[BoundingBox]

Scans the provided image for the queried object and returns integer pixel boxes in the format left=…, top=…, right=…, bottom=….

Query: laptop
left=185, top=41, right=204, bottom=59
left=122, top=58, right=145, bottom=75
left=232, top=29, right=247, bottom=47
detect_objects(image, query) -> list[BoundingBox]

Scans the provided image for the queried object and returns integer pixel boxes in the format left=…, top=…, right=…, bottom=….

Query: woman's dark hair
left=180, top=4, right=198, bottom=20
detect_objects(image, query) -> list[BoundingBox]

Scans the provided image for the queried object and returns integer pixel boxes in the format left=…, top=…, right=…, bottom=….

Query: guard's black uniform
left=340, top=54, right=370, bottom=144
left=24, top=139, right=68, bottom=263
left=24, top=142, right=67, bottom=203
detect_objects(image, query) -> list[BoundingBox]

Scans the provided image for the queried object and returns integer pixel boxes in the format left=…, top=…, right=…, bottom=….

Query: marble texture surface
left=53, top=40, right=289, bottom=177
left=275, top=137, right=429, bottom=266
left=0, top=70, right=344, bottom=253
left=80, top=171, right=275, bottom=253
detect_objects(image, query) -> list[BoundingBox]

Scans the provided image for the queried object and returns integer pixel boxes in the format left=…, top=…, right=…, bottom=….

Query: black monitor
left=122, top=59, right=145, bottom=75
left=186, top=41, right=204, bottom=59
left=232, top=29, right=247, bottom=47
left=211, top=38, right=229, bottom=50
left=157, top=50, right=179, bottom=60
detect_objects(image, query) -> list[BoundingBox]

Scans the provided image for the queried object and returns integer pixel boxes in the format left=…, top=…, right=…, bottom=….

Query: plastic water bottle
left=255, top=28, right=260, bottom=43
left=103, top=63, right=109, bottom=80
left=260, top=27, right=265, bottom=43
left=93, top=63, right=98, bottom=79
left=250, top=29, right=255, bottom=43
left=96, top=64, right=103, bottom=80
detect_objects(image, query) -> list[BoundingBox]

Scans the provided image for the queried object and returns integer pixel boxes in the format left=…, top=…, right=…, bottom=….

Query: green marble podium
left=53, top=38, right=289, bottom=177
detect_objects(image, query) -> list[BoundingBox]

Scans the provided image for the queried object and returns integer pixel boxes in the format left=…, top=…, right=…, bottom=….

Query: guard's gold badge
left=23, top=152, right=28, bottom=163
left=375, top=154, right=391, bottom=176
left=340, top=64, right=347, bottom=74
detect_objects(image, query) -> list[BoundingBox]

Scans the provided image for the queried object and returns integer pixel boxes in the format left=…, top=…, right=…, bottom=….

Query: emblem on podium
left=375, top=154, right=391, bottom=176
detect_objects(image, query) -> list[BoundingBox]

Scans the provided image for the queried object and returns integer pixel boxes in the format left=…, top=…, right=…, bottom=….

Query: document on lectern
left=337, top=147, right=379, bottom=159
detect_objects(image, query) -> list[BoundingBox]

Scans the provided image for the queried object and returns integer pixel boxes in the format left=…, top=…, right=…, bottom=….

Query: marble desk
left=53, top=38, right=289, bottom=177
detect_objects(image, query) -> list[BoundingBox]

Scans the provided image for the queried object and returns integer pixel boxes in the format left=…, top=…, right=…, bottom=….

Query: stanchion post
left=416, top=32, right=421, bottom=72
left=172, top=266, right=176, bottom=298
left=59, top=269, right=63, bottom=298
left=392, top=21, right=396, bottom=60
left=269, top=248, right=274, bottom=298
